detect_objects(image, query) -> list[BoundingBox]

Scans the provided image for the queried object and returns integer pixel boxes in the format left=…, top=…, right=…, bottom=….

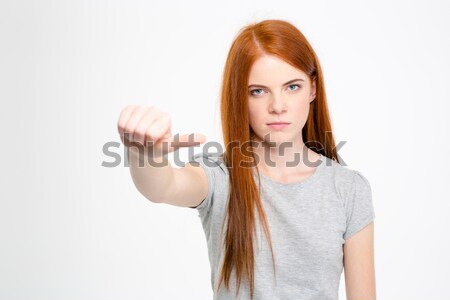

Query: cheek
left=248, top=113, right=257, bottom=129
left=248, top=104, right=259, bottom=122
left=296, top=103, right=311, bottom=121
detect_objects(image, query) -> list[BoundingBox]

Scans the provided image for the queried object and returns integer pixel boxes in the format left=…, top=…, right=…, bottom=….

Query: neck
left=250, top=136, right=321, bottom=176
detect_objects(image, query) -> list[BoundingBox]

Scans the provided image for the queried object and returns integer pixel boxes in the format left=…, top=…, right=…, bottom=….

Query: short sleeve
left=187, top=152, right=225, bottom=215
left=343, top=170, right=376, bottom=240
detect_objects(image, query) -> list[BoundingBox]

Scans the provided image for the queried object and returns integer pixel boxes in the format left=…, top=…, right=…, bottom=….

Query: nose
left=269, top=94, right=287, bottom=114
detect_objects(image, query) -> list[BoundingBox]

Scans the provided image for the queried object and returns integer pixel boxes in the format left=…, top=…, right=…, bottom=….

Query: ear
left=309, top=78, right=316, bottom=103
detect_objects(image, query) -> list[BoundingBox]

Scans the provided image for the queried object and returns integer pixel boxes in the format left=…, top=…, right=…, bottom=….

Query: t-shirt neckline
left=254, top=153, right=326, bottom=188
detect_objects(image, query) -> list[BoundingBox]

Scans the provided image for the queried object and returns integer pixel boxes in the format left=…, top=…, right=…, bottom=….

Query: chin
left=251, top=130, right=296, bottom=145
left=261, top=134, right=291, bottom=147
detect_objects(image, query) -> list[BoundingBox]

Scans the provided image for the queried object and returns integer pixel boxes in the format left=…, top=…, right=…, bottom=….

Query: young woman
left=118, top=19, right=376, bottom=300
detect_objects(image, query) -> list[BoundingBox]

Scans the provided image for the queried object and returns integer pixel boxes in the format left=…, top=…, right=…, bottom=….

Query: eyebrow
left=248, top=78, right=305, bottom=89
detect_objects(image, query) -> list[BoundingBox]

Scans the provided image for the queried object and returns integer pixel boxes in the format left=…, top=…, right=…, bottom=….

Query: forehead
left=248, top=55, right=308, bottom=84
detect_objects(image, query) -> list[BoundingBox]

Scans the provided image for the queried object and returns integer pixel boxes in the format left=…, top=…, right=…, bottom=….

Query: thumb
left=160, top=133, right=207, bottom=151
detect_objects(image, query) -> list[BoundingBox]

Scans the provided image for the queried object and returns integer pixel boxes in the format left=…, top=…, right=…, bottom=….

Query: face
left=247, top=55, right=316, bottom=148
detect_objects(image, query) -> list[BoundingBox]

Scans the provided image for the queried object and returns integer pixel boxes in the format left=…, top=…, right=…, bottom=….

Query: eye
left=249, top=88, right=265, bottom=96
left=288, top=84, right=301, bottom=91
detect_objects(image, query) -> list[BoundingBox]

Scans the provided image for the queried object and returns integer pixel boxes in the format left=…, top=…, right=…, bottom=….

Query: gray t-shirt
left=189, top=152, right=375, bottom=300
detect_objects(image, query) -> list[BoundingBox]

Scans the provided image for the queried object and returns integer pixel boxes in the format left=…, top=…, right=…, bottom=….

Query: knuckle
left=146, top=131, right=155, bottom=141
left=134, top=129, right=145, bottom=139
left=121, top=129, right=133, bottom=140
left=121, top=124, right=131, bottom=134
left=149, top=106, right=159, bottom=114
left=118, top=119, right=128, bottom=129
left=126, top=104, right=137, bottom=114
left=146, top=130, right=160, bottom=142
left=137, top=105, right=147, bottom=114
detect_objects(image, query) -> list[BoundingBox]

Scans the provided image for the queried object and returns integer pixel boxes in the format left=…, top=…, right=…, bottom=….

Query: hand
left=117, top=104, right=206, bottom=158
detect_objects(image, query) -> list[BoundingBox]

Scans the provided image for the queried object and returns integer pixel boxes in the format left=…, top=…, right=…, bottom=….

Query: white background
left=1, top=0, right=449, bottom=299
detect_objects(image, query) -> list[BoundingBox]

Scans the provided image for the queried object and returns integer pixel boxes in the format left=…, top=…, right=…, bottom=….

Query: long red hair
left=216, top=19, right=340, bottom=299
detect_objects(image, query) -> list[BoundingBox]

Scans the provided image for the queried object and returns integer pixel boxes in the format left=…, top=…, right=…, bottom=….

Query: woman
left=118, top=19, right=376, bottom=300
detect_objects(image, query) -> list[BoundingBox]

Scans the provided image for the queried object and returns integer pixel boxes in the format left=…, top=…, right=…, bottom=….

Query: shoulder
left=321, top=155, right=355, bottom=182
left=321, top=156, right=371, bottom=202
left=189, top=152, right=229, bottom=175
left=187, top=152, right=230, bottom=213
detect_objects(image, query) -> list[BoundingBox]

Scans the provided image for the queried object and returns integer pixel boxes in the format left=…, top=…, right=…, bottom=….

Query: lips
left=267, top=122, right=290, bottom=125
left=267, top=122, right=290, bottom=130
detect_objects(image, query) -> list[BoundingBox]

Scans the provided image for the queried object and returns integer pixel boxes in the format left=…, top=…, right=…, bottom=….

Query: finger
left=118, top=105, right=140, bottom=145
left=167, top=133, right=206, bottom=149
left=133, top=109, right=160, bottom=145
left=144, top=113, right=171, bottom=147
left=125, top=106, right=153, bottom=142
left=117, top=104, right=137, bottom=136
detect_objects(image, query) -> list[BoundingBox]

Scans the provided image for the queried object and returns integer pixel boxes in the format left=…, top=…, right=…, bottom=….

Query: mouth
left=266, top=122, right=291, bottom=125
left=266, top=122, right=291, bottom=130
